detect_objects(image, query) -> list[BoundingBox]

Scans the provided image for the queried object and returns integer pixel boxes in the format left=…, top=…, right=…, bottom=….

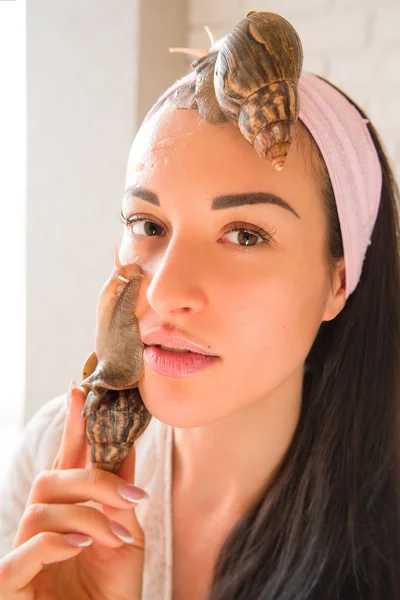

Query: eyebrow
left=123, top=185, right=301, bottom=219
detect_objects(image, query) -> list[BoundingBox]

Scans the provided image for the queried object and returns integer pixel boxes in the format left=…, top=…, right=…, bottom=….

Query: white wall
left=25, top=0, right=138, bottom=426
left=187, top=0, right=400, bottom=180
left=25, top=0, right=186, bottom=426
left=0, top=0, right=26, bottom=485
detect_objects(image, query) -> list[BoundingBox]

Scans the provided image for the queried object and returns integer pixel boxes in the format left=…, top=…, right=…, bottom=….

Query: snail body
left=80, top=240, right=151, bottom=473
left=169, top=11, right=304, bottom=171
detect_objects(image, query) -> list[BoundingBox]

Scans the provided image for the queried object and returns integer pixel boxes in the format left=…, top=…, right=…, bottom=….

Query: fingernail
left=65, top=533, right=93, bottom=547
left=109, top=520, right=134, bottom=544
left=67, top=379, right=77, bottom=407
left=118, top=482, right=150, bottom=503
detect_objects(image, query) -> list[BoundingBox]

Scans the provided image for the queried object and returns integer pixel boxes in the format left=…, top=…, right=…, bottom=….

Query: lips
left=143, top=344, right=219, bottom=378
left=153, top=344, right=195, bottom=353
left=145, top=344, right=197, bottom=355
left=141, top=326, right=218, bottom=356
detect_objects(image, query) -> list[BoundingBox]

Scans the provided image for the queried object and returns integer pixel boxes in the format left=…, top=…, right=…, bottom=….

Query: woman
left=0, top=12, right=399, bottom=600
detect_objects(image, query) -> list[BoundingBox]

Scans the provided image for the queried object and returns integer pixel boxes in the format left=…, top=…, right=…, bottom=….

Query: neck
left=172, top=366, right=304, bottom=519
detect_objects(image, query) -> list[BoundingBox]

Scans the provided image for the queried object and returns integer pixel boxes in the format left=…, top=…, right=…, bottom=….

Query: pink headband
left=298, top=72, right=382, bottom=299
left=143, top=70, right=382, bottom=300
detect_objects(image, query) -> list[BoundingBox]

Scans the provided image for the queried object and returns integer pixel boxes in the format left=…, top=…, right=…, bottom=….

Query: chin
left=137, top=378, right=225, bottom=429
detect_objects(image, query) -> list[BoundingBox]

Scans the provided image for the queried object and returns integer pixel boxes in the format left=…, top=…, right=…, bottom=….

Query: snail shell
left=213, top=11, right=303, bottom=171
left=81, top=358, right=151, bottom=473
left=80, top=239, right=152, bottom=473
left=169, top=11, right=304, bottom=171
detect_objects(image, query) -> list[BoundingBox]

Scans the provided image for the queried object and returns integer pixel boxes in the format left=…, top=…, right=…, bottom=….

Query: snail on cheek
left=80, top=238, right=151, bottom=473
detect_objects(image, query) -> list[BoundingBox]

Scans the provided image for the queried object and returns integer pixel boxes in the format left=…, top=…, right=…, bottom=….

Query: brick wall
left=186, top=0, right=400, bottom=182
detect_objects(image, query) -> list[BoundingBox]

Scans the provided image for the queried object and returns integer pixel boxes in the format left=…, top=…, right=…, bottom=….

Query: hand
left=0, top=382, right=147, bottom=600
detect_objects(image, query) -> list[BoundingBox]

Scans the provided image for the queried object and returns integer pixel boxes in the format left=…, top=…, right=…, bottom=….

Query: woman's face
left=120, top=103, right=345, bottom=427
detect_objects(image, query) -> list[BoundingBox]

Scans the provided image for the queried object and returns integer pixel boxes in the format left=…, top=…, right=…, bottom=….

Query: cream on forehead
left=125, top=103, right=208, bottom=185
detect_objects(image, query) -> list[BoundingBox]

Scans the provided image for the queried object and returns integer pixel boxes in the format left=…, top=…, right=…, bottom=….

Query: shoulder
left=0, top=393, right=68, bottom=557
left=14, top=392, right=167, bottom=478
left=0, top=391, right=169, bottom=557
left=1, top=390, right=167, bottom=499
left=13, top=392, right=69, bottom=479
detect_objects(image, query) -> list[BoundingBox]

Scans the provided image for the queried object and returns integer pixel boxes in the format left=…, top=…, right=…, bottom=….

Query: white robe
left=0, top=393, right=174, bottom=599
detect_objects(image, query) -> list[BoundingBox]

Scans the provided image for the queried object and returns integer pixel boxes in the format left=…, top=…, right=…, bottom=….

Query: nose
left=145, top=239, right=208, bottom=318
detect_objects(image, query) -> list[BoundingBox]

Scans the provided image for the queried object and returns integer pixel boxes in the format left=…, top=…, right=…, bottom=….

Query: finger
left=13, top=503, right=135, bottom=550
left=100, top=441, right=137, bottom=524
left=100, top=443, right=136, bottom=523
left=101, top=444, right=146, bottom=545
left=116, top=440, right=136, bottom=485
left=52, top=381, right=88, bottom=471
left=26, top=468, right=147, bottom=511
left=0, top=532, right=89, bottom=598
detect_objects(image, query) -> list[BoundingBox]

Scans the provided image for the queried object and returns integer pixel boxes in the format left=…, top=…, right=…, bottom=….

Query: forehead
left=125, top=103, right=320, bottom=213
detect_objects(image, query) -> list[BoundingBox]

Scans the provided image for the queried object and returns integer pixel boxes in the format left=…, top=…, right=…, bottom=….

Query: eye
left=119, top=211, right=276, bottom=253
left=223, top=223, right=274, bottom=250
left=122, top=215, right=164, bottom=238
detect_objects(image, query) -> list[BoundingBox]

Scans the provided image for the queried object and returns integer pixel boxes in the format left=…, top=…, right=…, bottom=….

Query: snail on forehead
left=169, top=10, right=304, bottom=171
left=80, top=239, right=151, bottom=473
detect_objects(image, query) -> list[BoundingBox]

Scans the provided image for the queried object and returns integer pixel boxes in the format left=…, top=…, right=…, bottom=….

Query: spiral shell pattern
left=213, top=11, right=303, bottom=170
left=169, top=11, right=303, bottom=171
left=84, top=387, right=151, bottom=473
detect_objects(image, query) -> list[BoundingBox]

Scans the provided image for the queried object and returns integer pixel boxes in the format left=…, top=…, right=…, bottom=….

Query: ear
left=322, top=257, right=346, bottom=322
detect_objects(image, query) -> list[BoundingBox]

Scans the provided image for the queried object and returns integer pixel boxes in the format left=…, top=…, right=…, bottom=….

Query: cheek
left=226, top=265, right=327, bottom=383
left=134, top=275, right=326, bottom=429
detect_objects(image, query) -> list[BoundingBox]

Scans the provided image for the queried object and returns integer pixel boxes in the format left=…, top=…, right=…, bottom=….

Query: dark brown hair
left=146, top=73, right=400, bottom=598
